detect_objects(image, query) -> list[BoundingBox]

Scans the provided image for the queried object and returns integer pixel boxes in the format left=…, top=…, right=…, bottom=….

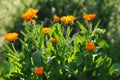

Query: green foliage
left=1, top=0, right=120, bottom=79
left=36, top=0, right=120, bottom=64
left=0, top=0, right=120, bottom=64
left=3, top=12, right=114, bottom=80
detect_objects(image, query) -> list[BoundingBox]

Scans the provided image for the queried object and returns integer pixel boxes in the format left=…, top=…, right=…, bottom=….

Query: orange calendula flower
left=86, top=42, right=95, bottom=52
left=34, top=67, right=44, bottom=76
left=53, top=15, right=59, bottom=22
left=83, top=14, right=96, bottom=21
left=22, top=9, right=38, bottom=20
left=4, top=32, right=18, bottom=42
left=42, top=27, right=52, bottom=34
left=60, top=15, right=76, bottom=24
left=51, top=38, right=56, bottom=43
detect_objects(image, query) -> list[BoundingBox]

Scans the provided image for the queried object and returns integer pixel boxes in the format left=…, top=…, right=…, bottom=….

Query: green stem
left=35, top=25, right=39, bottom=39
left=88, top=22, right=93, bottom=40
left=45, top=34, right=48, bottom=41
left=11, top=42, right=17, bottom=54
left=38, top=76, right=43, bottom=80
left=89, top=22, right=92, bottom=33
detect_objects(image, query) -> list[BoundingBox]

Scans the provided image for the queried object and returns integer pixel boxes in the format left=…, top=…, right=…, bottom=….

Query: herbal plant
left=3, top=9, right=114, bottom=80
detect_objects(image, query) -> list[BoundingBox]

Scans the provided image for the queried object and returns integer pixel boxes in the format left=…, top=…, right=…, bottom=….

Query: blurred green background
left=0, top=0, right=120, bottom=79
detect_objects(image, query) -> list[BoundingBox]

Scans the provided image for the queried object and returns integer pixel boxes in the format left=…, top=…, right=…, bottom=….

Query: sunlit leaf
left=109, top=66, right=114, bottom=75
left=97, top=40, right=109, bottom=48
left=77, top=21, right=87, bottom=33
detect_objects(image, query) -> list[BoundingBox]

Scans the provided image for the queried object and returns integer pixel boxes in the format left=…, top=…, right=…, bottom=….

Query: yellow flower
left=34, top=67, right=44, bottom=76
left=60, top=15, right=76, bottom=24
left=42, top=27, right=52, bottom=34
left=83, top=14, right=96, bottom=21
left=86, top=42, right=95, bottom=52
left=4, top=32, right=18, bottom=42
left=53, top=15, right=59, bottom=22
left=22, top=9, right=38, bottom=20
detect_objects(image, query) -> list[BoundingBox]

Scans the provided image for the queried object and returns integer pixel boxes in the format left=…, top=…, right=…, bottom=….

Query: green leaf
left=64, top=65, right=71, bottom=73
left=11, top=72, right=26, bottom=78
left=96, top=56, right=103, bottom=67
left=32, top=51, right=42, bottom=66
left=3, top=44, right=14, bottom=54
left=19, top=39, right=25, bottom=45
left=112, top=63, right=120, bottom=76
left=1, top=61, right=11, bottom=74
left=69, top=33, right=77, bottom=43
left=91, top=20, right=101, bottom=36
left=47, top=56, right=56, bottom=64
left=4, top=53, right=17, bottom=60
left=92, top=70, right=96, bottom=76
left=91, top=28, right=106, bottom=37
left=20, top=31, right=27, bottom=39
left=109, top=66, right=114, bottom=75
left=94, top=19, right=101, bottom=28
left=66, top=26, right=71, bottom=38
left=95, top=28, right=106, bottom=35
left=97, top=40, right=109, bottom=48
left=77, top=21, right=87, bottom=33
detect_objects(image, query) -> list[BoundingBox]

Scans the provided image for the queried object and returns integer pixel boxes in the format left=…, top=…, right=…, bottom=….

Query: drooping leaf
left=94, top=28, right=106, bottom=35
left=97, top=40, right=109, bottom=48
left=47, top=56, right=56, bottom=64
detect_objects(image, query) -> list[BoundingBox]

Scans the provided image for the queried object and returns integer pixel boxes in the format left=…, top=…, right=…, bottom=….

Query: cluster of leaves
left=36, top=0, right=120, bottom=65
left=3, top=13, right=114, bottom=80
left=1, top=0, right=120, bottom=79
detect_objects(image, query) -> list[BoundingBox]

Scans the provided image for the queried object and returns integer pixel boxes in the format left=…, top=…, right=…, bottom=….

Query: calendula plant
left=3, top=9, right=114, bottom=80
